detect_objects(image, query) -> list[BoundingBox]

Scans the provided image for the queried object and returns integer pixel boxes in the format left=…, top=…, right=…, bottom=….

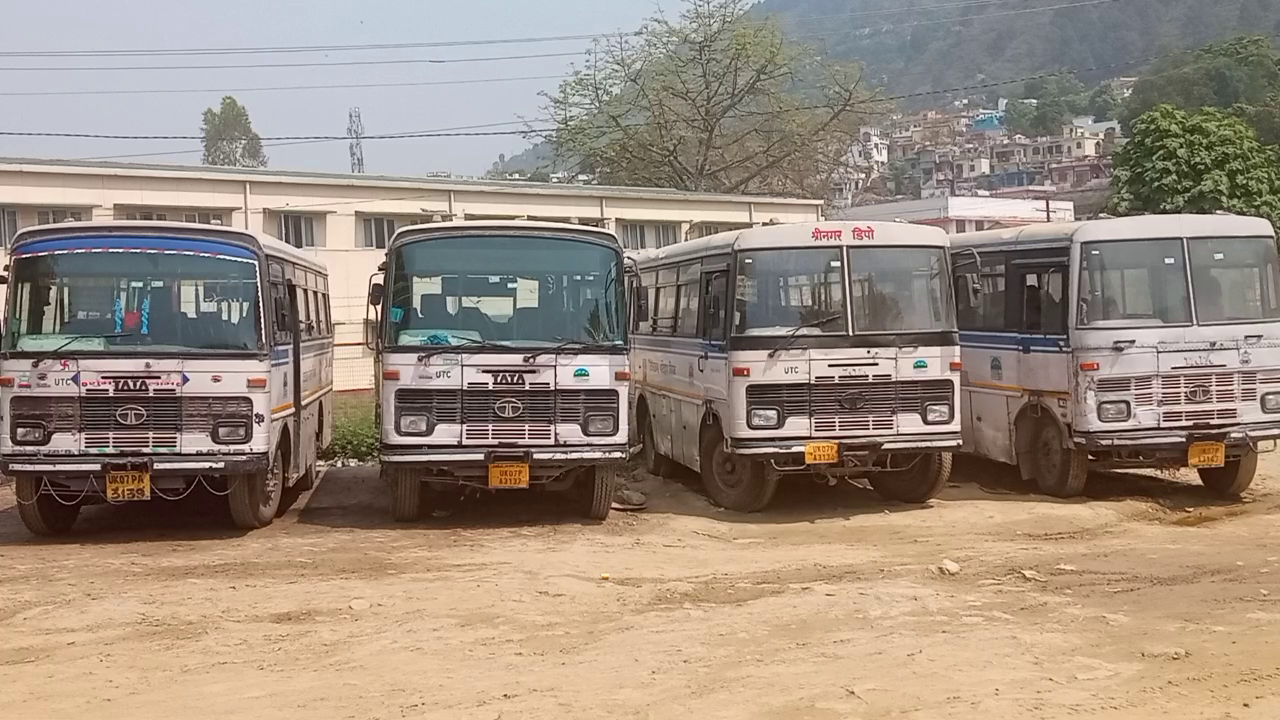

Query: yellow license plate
left=1188, top=442, right=1226, bottom=468
left=106, top=471, right=151, bottom=502
left=805, top=442, right=840, bottom=465
left=488, top=463, right=531, bottom=489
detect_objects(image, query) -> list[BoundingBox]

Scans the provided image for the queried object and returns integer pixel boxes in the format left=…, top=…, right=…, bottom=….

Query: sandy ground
left=2, top=455, right=1280, bottom=719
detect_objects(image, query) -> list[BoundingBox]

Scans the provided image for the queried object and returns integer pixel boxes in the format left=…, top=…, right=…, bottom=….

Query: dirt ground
left=3, top=455, right=1280, bottom=720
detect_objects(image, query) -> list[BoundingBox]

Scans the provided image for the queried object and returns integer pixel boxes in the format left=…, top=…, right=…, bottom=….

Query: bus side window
left=270, top=282, right=291, bottom=344
left=1017, top=267, right=1066, bottom=335
left=701, top=272, right=727, bottom=341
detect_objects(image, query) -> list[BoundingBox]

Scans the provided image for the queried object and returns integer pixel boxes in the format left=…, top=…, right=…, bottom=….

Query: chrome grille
left=9, top=396, right=79, bottom=433
left=747, top=379, right=954, bottom=434
left=81, top=388, right=181, bottom=449
left=1160, top=371, right=1258, bottom=407
left=1096, top=375, right=1156, bottom=407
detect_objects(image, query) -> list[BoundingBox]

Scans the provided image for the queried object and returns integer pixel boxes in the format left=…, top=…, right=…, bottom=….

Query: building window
left=37, top=209, right=82, bottom=225
left=652, top=224, right=678, bottom=248
left=183, top=212, right=225, bottom=225
left=618, top=222, right=646, bottom=251
left=362, top=217, right=396, bottom=249
left=1, top=207, right=17, bottom=248
left=277, top=213, right=316, bottom=248
left=125, top=211, right=168, bottom=221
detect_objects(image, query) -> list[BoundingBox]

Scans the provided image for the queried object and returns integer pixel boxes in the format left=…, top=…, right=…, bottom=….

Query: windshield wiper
left=522, top=338, right=619, bottom=364
left=767, top=314, right=843, bottom=359
left=415, top=337, right=510, bottom=360
left=30, top=332, right=133, bottom=368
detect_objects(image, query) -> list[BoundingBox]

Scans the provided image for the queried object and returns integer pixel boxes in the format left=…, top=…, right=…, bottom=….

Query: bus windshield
left=384, top=235, right=626, bottom=347
left=849, top=246, right=954, bottom=333
left=1188, top=236, right=1280, bottom=324
left=5, top=251, right=262, bottom=353
left=733, top=248, right=846, bottom=335
left=1079, top=239, right=1192, bottom=326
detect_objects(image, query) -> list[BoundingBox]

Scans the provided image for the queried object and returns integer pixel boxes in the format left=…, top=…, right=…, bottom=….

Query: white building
left=831, top=196, right=1075, bottom=234
left=0, top=157, right=824, bottom=390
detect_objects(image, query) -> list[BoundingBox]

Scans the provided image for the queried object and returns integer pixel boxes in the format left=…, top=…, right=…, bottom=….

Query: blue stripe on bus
left=12, top=235, right=258, bottom=260
left=633, top=335, right=729, bottom=358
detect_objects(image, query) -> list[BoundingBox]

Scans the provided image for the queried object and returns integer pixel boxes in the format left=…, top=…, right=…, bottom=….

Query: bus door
left=697, top=262, right=730, bottom=423
left=285, top=278, right=304, bottom=482
left=1010, top=255, right=1071, bottom=396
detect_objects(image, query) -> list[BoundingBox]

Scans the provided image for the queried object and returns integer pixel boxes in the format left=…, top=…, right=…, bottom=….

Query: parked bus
left=1, top=221, right=333, bottom=535
left=628, top=222, right=962, bottom=512
left=950, top=214, right=1280, bottom=497
left=371, top=221, right=630, bottom=522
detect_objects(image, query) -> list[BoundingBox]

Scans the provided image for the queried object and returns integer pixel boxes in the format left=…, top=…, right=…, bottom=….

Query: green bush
left=323, top=396, right=379, bottom=462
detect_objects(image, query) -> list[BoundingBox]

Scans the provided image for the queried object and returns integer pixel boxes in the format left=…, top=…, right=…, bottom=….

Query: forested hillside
left=752, top=0, right=1280, bottom=97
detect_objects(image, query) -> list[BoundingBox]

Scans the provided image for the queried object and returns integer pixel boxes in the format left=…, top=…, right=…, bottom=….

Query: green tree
left=1087, top=84, right=1121, bottom=121
left=1108, top=104, right=1280, bottom=229
left=1120, top=35, right=1280, bottom=131
left=542, top=0, right=880, bottom=196
left=201, top=96, right=267, bottom=168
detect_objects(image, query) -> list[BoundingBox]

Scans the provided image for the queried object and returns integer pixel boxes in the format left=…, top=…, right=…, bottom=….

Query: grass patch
left=324, top=391, right=378, bottom=462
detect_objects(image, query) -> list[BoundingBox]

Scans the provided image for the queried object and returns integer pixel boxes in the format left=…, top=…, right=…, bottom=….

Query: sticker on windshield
left=1164, top=257, right=1176, bottom=264
left=1214, top=252, right=1225, bottom=260
left=389, top=306, right=405, bottom=323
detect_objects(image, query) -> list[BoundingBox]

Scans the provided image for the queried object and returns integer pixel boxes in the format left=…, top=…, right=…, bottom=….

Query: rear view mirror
left=368, top=282, right=385, bottom=307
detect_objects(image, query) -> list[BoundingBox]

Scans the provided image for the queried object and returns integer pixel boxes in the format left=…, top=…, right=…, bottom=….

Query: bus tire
left=580, top=464, right=618, bottom=521
left=1198, top=450, right=1257, bottom=498
left=15, top=477, right=80, bottom=536
left=389, top=468, right=423, bottom=523
left=699, top=425, right=778, bottom=512
left=1031, top=421, right=1088, bottom=498
left=641, top=410, right=676, bottom=477
left=871, top=452, right=952, bottom=503
left=229, top=446, right=284, bottom=529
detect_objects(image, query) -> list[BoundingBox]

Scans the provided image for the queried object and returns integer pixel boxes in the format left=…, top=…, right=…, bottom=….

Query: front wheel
left=641, top=411, right=676, bottom=477
left=15, top=477, right=80, bottom=536
left=579, top=464, right=619, bottom=521
left=699, top=426, right=778, bottom=512
left=1030, top=421, right=1088, bottom=498
left=387, top=467, right=424, bottom=523
left=229, top=447, right=284, bottom=529
left=870, top=453, right=952, bottom=503
left=1198, top=450, right=1257, bottom=498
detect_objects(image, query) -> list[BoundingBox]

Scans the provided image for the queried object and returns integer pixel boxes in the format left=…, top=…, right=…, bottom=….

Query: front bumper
left=380, top=445, right=630, bottom=464
left=1074, top=423, right=1280, bottom=451
left=729, top=432, right=963, bottom=456
left=0, top=453, right=269, bottom=481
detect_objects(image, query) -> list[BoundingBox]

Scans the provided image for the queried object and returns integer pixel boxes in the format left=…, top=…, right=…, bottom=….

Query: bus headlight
left=213, top=421, right=251, bottom=444
left=923, top=402, right=953, bottom=424
left=398, top=414, right=432, bottom=436
left=1262, top=393, right=1280, bottom=414
left=1097, top=401, right=1131, bottom=422
left=12, top=422, right=48, bottom=445
left=585, top=414, right=617, bottom=436
left=748, top=407, right=781, bottom=429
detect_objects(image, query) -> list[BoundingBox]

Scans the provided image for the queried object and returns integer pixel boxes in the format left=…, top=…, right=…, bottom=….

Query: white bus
left=1, top=221, right=334, bottom=535
left=629, top=221, right=962, bottom=512
left=951, top=214, right=1280, bottom=497
left=371, top=221, right=630, bottom=522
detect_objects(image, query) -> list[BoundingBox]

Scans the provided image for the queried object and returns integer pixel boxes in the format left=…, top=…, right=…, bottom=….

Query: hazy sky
left=0, top=0, right=669, bottom=176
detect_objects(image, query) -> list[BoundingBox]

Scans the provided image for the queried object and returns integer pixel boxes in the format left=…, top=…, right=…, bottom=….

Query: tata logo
left=115, top=405, right=149, bottom=426
left=839, top=391, right=869, bottom=411
left=494, top=398, right=524, bottom=419
left=492, top=373, right=526, bottom=387
left=113, top=378, right=149, bottom=393
left=1184, top=384, right=1213, bottom=403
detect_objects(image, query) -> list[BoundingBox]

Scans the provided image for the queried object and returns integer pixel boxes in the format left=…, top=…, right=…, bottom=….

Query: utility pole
left=347, top=108, right=366, bottom=174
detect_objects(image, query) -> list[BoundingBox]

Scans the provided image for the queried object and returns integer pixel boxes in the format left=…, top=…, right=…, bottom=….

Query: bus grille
left=747, top=379, right=954, bottom=434
left=395, top=388, right=620, bottom=441
left=81, top=389, right=182, bottom=450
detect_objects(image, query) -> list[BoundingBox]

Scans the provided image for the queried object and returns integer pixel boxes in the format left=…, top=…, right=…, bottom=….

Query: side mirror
left=369, top=282, right=385, bottom=307
left=0, top=275, right=8, bottom=286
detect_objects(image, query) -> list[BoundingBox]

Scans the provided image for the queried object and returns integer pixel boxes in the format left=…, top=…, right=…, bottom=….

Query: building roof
left=0, top=156, right=824, bottom=207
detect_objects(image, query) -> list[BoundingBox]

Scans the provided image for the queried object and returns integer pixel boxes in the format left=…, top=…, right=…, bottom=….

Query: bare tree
left=540, top=0, right=881, bottom=197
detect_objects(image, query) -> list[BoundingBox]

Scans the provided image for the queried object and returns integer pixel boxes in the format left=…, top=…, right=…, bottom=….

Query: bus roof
left=950, top=213, right=1276, bottom=251
left=10, top=220, right=327, bottom=274
left=629, top=221, right=948, bottom=266
left=390, top=219, right=620, bottom=250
